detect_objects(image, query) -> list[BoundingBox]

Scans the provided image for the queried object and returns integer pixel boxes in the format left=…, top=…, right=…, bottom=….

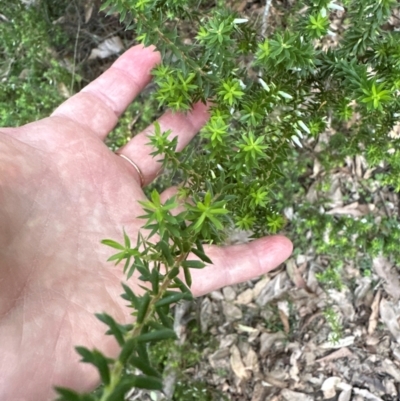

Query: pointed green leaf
left=121, top=283, right=138, bottom=307
left=151, top=268, right=160, bottom=294
left=183, top=267, right=192, bottom=287
left=150, top=189, right=161, bottom=206
left=123, top=229, right=131, bottom=249
left=130, top=356, right=161, bottom=377
left=55, top=387, right=95, bottom=401
left=157, top=240, right=174, bottom=266
left=123, top=256, right=131, bottom=274
left=190, top=248, right=212, bottom=264
left=181, top=260, right=206, bottom=269
left=137, top=292, right=151, bottom=324
left=156, top=307, right=173, bottom=328
left=155, top=292, right=193, bottom=307
left=137, top=342, right=150, bottom=363
left=101, top=239, right=125, bottom=250
left=95, top=313, right=125, bottom=346
left=172, top=277, right=191, bottom=293
left=136, top=329, right=177, bottom=343
left=136, top=265, right=151, bottom=280
left=109, top=375, right=162, bottom=394
left=118, top=337, right=136, bottom=365
left=167, top=267, right=180, bottom=279
left=107, top=252, right=125, bottom=263
left=75, top=347, right=110, bottom=385
left=75, top=346, right=93, bottom=362
left=130, top=374, right=163, bottom=390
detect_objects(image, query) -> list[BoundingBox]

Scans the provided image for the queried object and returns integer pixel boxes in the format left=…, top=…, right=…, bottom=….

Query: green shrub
left=59, top=0, right=400, bottom=397
left=0, top=1, right=77, bottom=126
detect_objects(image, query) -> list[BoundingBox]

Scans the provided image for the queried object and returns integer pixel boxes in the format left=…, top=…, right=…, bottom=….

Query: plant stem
left=100, top=249, right=191, bottom=400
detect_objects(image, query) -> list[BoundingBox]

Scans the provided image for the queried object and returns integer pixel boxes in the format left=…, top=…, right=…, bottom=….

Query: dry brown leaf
left=289, top=346, right=302, bottom=382
left=262, top=375, right=287, bottom=388
left=281, top=389, right=313, bottom=401
left=337, top=382, right=353, bottom=401
left=379, top=298, right=400, bottom=343
left=250, top=382, right=268, bottom=401
left=259, top=331, right=286, bottom=357
left=372, top=256, right=400, bottom=301
left=368, top=290, right=381, bottom=335
left=0, top=13, right=10, bottom=22
left=243, top=347, right=259, bottom=373
left=57, top=82, right=70, bottom=99
left=320, top=336, right=355, bottom=350
left=235, top=288, right=254, bottom=305
left=311, top=157, right=323, bottom=178
left=382, top=359, right=400, bottom=382
left=348, top=154, right=370, bottom=179
left=389, top=121, right=400, bottom=139
left=220, top=334, right=236, bottom=349
left=392, top=345, right=400, bottom=362
left=327, top=174, right=344, bottom=209
left=222, top=301, right=243, bottom=321
left=321, top=376, right=341, bottom=398
left=84, top=0, right=95, bottom=23
left=286, top=259, right=309, bottom=290
left=230, top=345, right=250, bottom=381
left=223, top=286, right=236, bottom=301
left=208, top=348, right=230, bottom=370
left=200, top=297, right=212, bottom=334
left=236, top=324, right=259, bottom=334
left=225, top=228, right=253, bottom=245
left=383, top=379, right=397, bottom=397
left=253, top=276, right=271, bottom=298
left=354, top=276, right=373, bottom=307
left=233, top=0, right=248, bottom=12
left=355, top=155, right=363, bottom=178
left=284, top=206, right=294, bottom=221
left=338, top=388, right=352, bottom=401
left=352, top=388, right=383, bottom=401
left=278, top=300, right=290, bottom=334
left=306, top=181, right=319, bottom=203
left=326, top=201, right=373, bottom=217
left=88, top=36, right=124, bottom=60
left=256, top=271, right=291, bottom=306
left=209, top=290, right=224, bottom=301
left=328, top=289, right=355, bottom=322
left=316, top=347, right=353, bottom=363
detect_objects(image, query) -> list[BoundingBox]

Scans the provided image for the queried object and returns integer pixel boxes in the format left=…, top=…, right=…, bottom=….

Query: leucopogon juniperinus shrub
left=51, top=0, right=400, bottom=399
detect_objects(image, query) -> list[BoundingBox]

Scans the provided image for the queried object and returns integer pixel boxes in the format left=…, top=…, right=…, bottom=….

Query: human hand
left=0, top=44, right=292, bottom=401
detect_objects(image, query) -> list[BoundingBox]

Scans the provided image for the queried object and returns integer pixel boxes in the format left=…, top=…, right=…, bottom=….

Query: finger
left=117, top=102, right=209, bottom=186
left=51, top=44, right=161, bottom=138
left=160, top=186, right=180, bottom=206
left=159, top=186, right=187, bottom=216
left=189, top=235, right=293, bottom=297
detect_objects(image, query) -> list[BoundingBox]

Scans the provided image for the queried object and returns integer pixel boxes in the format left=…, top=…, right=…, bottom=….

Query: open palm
left=0, top=45, right=292, bottom=401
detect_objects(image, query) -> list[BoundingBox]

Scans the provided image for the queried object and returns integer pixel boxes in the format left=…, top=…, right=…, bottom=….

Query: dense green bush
left=59, top=0, right=399, bottom=398
left=0, top=1, right=76, bottom=126
left=3, top=0, right=400, bottom=399
left=99, top=0, right=400, bottom=288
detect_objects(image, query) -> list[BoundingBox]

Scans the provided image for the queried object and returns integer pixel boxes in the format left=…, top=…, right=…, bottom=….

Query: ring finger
left=117, top=101, right=209, bottom=186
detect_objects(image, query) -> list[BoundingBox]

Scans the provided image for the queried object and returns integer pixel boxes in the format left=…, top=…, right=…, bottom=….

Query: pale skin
left=0, top=45, right=293, bottom=401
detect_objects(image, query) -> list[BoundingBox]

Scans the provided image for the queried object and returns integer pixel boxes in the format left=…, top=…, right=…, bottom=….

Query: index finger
left=51, top=44, right=161, bottom=138
left=190, top=235, right=293, bottom=297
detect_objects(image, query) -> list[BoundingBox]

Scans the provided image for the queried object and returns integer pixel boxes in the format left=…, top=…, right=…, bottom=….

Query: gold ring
left=117, top=153, right=145, bottom=187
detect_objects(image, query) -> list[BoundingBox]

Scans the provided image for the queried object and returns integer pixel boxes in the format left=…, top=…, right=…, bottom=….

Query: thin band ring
left=117, top=153, right=145, bottom=187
